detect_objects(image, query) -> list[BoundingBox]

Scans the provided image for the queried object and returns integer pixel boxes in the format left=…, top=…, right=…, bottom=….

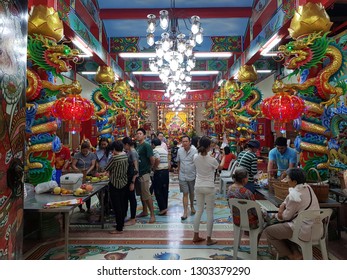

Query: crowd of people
left=53, top=132, right=322, bottom=259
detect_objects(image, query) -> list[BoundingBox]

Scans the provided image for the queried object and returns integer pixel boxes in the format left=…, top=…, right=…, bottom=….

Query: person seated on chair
left=221, top=146, right=236, bottom=170
left=267, top=137, right=297, bottom=179
left=235, top=139, right=260, bottom=193
left=263, top=167, right=320, bottom=260
left=227, top=167, right=259, bottom=230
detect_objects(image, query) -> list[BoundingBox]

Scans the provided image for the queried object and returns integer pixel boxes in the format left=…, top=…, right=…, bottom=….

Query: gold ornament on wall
left=95, top=66, right=115, bottom=84
left=288, top=2, right=333, bottom=39
left=28, top=5, right=64, bottom=42
left=224, top=80, right=239, bottom=93
left=237, top=65, right=258, bottom=83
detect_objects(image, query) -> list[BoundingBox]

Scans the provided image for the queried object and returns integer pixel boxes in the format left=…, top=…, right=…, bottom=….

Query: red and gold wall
left=0, top=0, right=28, bottom=260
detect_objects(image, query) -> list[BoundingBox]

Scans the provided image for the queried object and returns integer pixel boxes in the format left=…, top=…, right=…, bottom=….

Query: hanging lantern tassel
left=261, top=91, right=305, bottom=132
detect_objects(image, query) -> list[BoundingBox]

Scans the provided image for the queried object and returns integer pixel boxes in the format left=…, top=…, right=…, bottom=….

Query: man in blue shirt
left=267, top=137, right=297, bottom=178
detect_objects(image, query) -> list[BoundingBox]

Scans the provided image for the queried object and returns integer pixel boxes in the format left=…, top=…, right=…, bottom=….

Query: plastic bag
left=35, top=180, right=58, bottom=194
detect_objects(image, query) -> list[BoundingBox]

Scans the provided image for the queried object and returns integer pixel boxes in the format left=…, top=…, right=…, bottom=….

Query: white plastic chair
left=287, top=208, right=332, bottom=260
left=220, top=160, right=235, bottom=178
left=219, top=160, right=238, bottom=195
left=228, top=198, right=265, bottom=260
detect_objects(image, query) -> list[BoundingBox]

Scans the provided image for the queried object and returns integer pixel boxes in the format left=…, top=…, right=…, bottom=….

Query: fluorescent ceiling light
left=256, top=70, right=272, bottom=73
left=119, top=52, right=232, bottom=59
left=191, top=70, right=219, bottom=75
left=132, top=71, right=159, bottom=75
left=132, top=70, right=219, bottom=76
left=194, top=52, right=232, bottom=58
left=128, top=80, right=135, bottom=87
left=260, top=34, right=281, bottom=56
left=80, top=71, right=97, bottom=75
left=119, top=52, right=156, bottom=58
left=262, top=52, right=278, bottom=57
left=72, top=38, right=93, bottom=57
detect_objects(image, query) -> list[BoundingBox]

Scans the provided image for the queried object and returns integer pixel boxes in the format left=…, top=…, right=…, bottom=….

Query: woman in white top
left=193, top=136, right=225, bottom=245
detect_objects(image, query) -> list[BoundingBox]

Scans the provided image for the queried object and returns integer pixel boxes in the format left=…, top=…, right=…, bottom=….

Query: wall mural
left=0, top=0, right=28, bottom=260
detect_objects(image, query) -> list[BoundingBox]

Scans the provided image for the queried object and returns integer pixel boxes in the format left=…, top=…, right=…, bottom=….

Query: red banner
left=139, top=90, right=213, bottom=102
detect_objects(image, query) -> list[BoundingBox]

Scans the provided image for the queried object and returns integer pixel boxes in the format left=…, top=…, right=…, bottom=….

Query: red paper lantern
left=130, top=115, right=138, bottom=128
left=224, top=115, right=236, bottom=129
left=143, top=122, right=151, bottom=131
left=200, top=120, right=209, bottom=130
left=51, top=94, right=94, bottom=132
left=116, top=113, right=126, bottom=127
left=214, top=122, right=223, bottom=134
left=261, top=92, right=305, bottom=131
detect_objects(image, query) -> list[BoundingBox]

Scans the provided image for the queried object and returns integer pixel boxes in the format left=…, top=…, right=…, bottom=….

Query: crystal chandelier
left=146, top=5, right=203, bottom=104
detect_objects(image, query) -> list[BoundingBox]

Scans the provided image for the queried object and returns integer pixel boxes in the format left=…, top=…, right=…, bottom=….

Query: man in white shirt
left=177, top=135, right=198, bottom=220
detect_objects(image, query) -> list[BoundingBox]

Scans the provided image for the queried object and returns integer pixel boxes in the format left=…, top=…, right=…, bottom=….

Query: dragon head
left=28, top=35, right=80, bottom=76
left=44, top=40, right=80, bottom=73
left=277, top=2, right=332, bottom=70
left=277, top=36, right=317, bottom=69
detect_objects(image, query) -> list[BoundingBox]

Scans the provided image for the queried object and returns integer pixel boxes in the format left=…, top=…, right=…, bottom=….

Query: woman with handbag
left=263, top=168, right=320, bottom=260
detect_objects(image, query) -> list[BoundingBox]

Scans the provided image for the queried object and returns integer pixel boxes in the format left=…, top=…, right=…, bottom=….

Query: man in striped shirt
left=151, top=138, right=169, bottom=215
left=105, top=140, right=129, bottom=234
left=236, top=140, right=260, bottom=193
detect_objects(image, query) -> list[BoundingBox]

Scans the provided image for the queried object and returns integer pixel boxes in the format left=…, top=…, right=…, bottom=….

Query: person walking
left=135, top=128, right=156, bottom=223
left=192, top=136, right=225, bottom=245
left=151, top=138, right=169, bottom=215
left=105, top=140, right=129, bottom=234
left=177, top=135, right=198, bottom=220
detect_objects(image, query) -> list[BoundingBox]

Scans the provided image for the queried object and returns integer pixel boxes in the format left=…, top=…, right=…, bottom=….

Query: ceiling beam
left=99, top=7, right=252, bottom=20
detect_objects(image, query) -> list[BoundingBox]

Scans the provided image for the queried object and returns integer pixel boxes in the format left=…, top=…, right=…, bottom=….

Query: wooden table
left=256, top=188, right=342, bottom=239
left=24, top=183, right=106, bottom=259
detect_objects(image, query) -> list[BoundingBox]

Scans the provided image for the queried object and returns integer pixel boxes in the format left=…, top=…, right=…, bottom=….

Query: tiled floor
left=23, top=175, right=347, bottom=260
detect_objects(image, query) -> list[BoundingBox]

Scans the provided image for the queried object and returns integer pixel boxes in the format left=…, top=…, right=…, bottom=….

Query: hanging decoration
left=51, top=91, right=94, bottom=133
left=261, top=80, right=305, bottom=131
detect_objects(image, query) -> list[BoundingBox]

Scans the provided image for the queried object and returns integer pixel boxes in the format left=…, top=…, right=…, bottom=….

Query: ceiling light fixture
left=256, top=70, right=272, bottom=73
left=194, top=52, right=232, bottom=58
left=132, top=70, right=218, bottom=76
left=119, top=52, right=232, bottom=59
left=72, top=37, right=93, bottom=57
left=260, top=34, right=281, bottom=56
left=146, top=0, right=203, bottom=104
left=128, top=80, right=135, bottom=87
left=218, top=79, right=224, bottom=86
left=119, top=53, right=157, bottom=58
left=80, top=71, right=97, bottom=75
